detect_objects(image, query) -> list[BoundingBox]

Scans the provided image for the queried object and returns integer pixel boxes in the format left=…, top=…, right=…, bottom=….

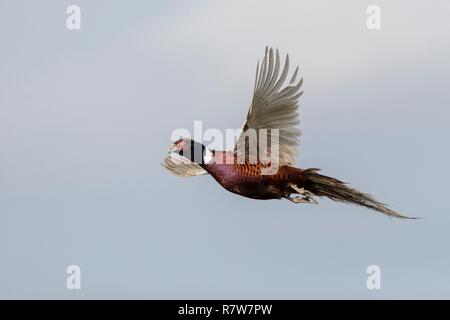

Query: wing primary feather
left=272, top=78, right=303, bottom=103
left=262, top=48, right=274, bottom=91
left=254, top=60, right=260, bottom=93
left=268, top=49, right=280, bottom=91
left=289, top=66, right=299, bottom=85
left=269, top=54, right=289, bottom=95
left=256, top=49, right=267, bottom=92
left=258, top=47, right=269, bottom=92
left=266, top=48, right=280, bottom=91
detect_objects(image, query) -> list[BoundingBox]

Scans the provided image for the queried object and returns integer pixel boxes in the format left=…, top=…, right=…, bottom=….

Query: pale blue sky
left=1, top=0, right=450, bottom=298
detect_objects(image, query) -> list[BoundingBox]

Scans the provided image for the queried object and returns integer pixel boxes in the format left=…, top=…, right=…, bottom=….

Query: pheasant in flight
left=163, top=47, right=411, bottom=219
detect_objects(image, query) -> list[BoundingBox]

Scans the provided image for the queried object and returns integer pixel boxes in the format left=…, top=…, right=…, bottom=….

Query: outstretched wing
left=162, top=154, right=208, bottom=177
left=235, top=47, right=303, bottom=166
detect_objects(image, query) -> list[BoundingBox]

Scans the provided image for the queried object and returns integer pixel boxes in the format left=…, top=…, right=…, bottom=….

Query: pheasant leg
left=288, top=185, right=318, bottom=204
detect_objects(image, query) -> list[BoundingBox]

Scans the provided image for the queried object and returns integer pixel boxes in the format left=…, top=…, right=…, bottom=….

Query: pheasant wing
left=162, top=154, right=208, bottom=177
left=235, top=47, right=303, bottom=166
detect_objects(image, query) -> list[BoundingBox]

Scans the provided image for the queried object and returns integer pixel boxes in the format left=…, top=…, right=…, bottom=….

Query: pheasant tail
left=303, top=169, right=415, bottom=219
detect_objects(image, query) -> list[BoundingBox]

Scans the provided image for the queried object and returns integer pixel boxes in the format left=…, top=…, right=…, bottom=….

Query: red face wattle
left=173, top=139, right=188, bottom=153
left=168, top=138, right=190, bottom=155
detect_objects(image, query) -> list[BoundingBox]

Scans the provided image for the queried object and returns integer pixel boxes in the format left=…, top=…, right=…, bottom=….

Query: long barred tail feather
left=303, top=168, right=415, bottom=219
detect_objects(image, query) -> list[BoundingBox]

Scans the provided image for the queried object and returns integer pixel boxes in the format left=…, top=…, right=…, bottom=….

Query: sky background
left=1, top=0, right=450, bottom=299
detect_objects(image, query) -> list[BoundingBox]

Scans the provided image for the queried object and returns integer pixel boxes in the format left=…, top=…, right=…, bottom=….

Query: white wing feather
left=162, top=154, right=208, bottom=177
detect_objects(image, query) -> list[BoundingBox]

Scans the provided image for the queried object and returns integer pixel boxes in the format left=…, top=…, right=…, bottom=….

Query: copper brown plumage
left=163, top=47, right=413, bottom=219
left=203, top=153, right=306, bottom=200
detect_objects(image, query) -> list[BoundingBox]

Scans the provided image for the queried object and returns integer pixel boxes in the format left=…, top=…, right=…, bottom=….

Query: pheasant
left=163, top=47, right=411, bottom=219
